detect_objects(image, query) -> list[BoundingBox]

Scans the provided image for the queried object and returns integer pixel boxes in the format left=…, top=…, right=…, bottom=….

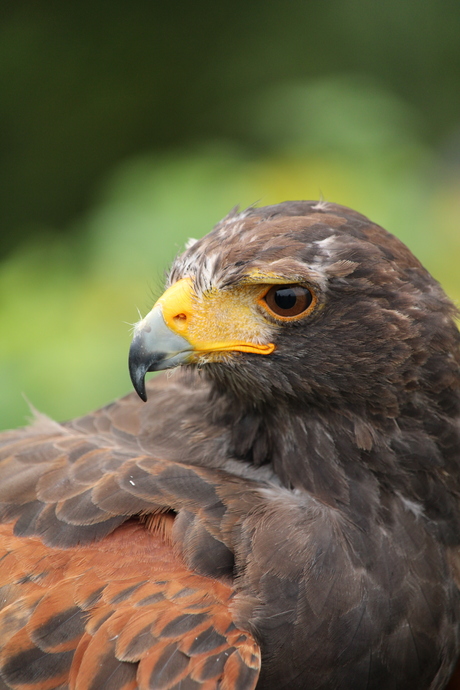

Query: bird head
left=129, top=201, right=459, bottom=420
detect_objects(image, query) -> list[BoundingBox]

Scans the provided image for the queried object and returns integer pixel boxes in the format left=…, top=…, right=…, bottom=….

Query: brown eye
left=263, top=285, right=313, bottom=319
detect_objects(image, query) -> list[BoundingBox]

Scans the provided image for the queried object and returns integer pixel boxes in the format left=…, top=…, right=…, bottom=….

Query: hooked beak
left=128, top=278, right=275, bottom=401
left=128, top=304, right=194, bottom=401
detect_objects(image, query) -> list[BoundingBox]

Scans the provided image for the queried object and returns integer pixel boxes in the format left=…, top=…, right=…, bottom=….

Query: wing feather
left=0, top=519, right=260, bottom=690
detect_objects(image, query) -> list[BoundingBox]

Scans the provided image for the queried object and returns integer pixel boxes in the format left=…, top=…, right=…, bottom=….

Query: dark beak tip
left=129, top=365, right=148, bottom=402
left=128, top=341, right=149, bottom=402
left=136, top=384, right=148, bottom=403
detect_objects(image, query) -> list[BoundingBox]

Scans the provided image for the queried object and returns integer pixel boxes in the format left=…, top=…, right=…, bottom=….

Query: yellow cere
left=155, top=278, right=276, bottom=357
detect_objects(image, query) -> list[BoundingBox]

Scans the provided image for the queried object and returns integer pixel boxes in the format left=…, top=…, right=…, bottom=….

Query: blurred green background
left=1, top=1, right=459, bottom=429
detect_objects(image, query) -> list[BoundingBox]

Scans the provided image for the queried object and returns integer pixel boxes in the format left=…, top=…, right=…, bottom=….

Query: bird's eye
left=263, top=285, right=314, bottom=319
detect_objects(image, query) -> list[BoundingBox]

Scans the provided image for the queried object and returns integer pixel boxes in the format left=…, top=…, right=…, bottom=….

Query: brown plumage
left=0, top=200, right=459, bottom=689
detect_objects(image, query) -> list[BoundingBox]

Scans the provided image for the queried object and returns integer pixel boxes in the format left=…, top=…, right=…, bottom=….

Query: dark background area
left=1, top=0, right=459, bottom=428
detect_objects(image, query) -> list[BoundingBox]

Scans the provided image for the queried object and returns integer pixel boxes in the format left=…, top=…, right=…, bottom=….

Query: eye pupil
left=274, top=288, right=298, bottom=311
left=263, top=285, right=314, bottom=318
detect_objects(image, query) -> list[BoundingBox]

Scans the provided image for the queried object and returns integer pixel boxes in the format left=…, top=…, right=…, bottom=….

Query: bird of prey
left=0, top=200, right=459, bottom=690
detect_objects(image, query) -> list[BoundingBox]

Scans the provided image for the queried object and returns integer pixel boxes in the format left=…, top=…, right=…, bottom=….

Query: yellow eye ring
left=259, top=284, right=316, bottom=321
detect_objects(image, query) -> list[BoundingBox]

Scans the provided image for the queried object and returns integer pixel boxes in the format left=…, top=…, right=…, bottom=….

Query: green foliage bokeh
left=0, top=5, right=459, bottom=429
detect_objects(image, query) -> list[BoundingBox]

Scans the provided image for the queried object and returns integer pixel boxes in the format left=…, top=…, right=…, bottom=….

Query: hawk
left=0, top=201, right=459, bottom=690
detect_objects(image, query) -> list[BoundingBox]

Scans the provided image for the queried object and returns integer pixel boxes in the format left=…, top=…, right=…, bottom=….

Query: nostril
left=173, top=313, right=187, bottom=321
